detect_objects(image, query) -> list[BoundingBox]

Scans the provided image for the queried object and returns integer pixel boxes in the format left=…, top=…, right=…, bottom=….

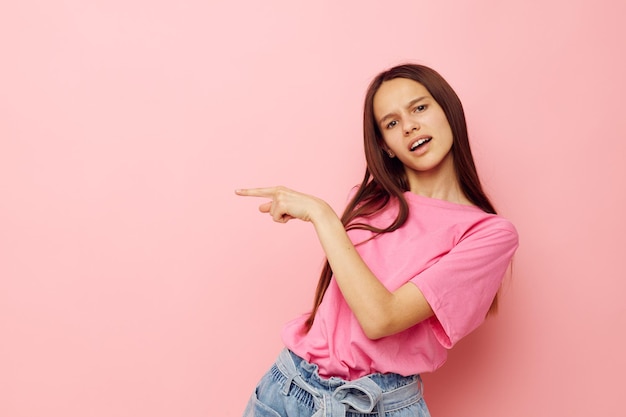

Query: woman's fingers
left=236, top=186, right=321, bottom=223
left=258, top=201, right=272, bottom=214
left=235, top=187, right=280, bottom=198
left=236, top=187, right=286, bottom=219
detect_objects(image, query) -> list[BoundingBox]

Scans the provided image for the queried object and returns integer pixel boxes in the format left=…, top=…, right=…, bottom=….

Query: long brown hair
left=304, top=64, right=498, bottom=331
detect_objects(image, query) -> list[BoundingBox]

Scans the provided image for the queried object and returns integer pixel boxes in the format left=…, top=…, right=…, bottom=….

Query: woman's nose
left=403, top=121, right=419, bottom=136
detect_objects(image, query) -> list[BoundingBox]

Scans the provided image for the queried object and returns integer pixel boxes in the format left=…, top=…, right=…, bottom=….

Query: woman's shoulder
left=402, top=191, right=518, bottom=238
left=461, top=212, right=519, bottom=253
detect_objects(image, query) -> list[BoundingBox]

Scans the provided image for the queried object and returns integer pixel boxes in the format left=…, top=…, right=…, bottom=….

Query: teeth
left=410, top=137, right=431, bottom=151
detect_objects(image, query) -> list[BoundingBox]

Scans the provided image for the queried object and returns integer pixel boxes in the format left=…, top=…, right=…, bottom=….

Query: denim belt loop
left=275, top=349, right=418, bottom=417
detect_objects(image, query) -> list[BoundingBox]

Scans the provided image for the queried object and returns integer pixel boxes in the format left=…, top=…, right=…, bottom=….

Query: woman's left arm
left=236, top=186, right=434, bottom=339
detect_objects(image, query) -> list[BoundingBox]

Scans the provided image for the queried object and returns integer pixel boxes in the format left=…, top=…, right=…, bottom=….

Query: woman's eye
left=414, top=104, right=427, bottom=112
left=386, top=120, right=398, bottom=129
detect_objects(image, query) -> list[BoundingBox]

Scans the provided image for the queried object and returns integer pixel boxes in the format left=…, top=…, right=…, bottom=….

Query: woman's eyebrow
left=378, top=96, right=428, bottom=125
left=406, top=96, right=427, bottom=108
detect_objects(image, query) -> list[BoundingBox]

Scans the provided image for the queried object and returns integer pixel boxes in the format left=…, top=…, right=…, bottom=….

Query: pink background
left=1, top=1, right=624, bottom=416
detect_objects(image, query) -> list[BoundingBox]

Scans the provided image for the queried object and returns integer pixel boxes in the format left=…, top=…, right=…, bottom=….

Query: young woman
left=236, top=64, right=519, bottom=417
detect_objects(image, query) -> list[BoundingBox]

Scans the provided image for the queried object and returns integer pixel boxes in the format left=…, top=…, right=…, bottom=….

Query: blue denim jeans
left=243, top=349, right=431, bottom=417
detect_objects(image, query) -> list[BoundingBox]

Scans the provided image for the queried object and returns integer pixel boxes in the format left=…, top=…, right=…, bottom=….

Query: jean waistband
left=274, top=349, right=423, bottom=417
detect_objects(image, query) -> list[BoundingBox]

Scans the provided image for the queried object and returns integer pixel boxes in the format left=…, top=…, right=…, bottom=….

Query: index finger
left=234, top=187, right=278, bottom=198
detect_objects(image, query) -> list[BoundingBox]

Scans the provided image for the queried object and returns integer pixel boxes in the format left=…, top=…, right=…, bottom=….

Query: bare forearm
left=310, top=205, right=398, bottom=338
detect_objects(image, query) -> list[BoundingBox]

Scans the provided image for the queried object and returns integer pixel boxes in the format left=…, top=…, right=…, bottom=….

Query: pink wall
left=1, top=1, right=624, bottom=416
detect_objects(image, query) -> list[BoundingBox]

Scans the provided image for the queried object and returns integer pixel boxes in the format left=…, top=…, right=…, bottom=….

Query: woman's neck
left=405, top=156, right=473, bottom=206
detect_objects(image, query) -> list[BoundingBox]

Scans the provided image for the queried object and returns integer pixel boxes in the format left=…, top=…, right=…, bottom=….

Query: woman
left=236, top=64, right=518, bottom=416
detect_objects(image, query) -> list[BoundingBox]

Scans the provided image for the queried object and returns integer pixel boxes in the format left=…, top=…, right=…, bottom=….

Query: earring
left=387, top=150, right=395, bottom=158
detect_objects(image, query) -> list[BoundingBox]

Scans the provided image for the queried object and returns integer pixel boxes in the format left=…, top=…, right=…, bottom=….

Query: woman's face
left=373, top=78, right=455, bottom=185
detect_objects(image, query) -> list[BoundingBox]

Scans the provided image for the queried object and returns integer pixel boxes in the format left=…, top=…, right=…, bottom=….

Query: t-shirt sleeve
left=410, top=219, right=519, bottom=348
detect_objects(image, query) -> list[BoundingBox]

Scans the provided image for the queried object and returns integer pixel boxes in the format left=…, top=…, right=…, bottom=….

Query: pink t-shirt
left=281, top=191, right=519, bottom=380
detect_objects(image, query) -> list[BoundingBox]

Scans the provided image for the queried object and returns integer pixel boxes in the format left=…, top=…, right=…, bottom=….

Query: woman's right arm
left=236, top=186, right=435, bottom=339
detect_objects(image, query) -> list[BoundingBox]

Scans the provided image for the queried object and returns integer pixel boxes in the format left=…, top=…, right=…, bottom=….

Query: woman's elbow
left=360, top=318, right=395, bottom=340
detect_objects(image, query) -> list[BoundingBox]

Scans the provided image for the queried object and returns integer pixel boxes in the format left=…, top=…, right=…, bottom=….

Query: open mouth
left=410, top=137, right=432, bottom=152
